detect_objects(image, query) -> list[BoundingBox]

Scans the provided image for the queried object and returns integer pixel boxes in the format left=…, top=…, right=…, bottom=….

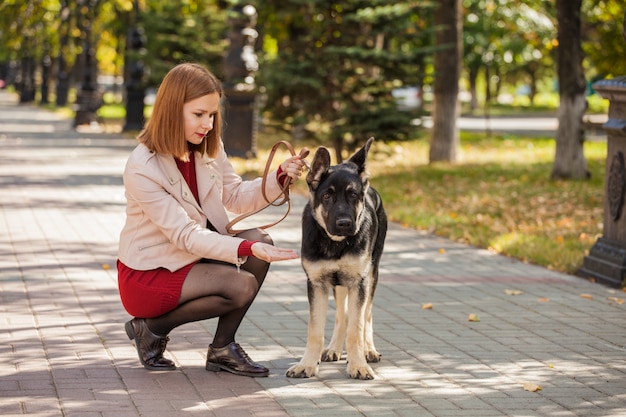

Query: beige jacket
left=118, top=142, right=283, bottom=272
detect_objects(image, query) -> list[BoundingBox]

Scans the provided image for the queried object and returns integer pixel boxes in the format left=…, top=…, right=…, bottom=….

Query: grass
left=236, top=129, right=606, bottom=276
left=368, top=134, right=605, bottom=275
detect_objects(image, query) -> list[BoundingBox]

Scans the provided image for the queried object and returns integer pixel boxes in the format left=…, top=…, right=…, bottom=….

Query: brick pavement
left=1, top=90, right=625, bottom=417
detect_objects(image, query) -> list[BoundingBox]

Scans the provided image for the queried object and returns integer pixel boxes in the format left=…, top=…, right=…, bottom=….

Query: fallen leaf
left=504, top=289, right=524, bottom=296
left=438, top=248, right=446, bottom=254
left=523, top=383, right=542, bottom=392
left=538, top=297, right=550, bottom=302
left=547, top=363, right=554, bottom=369
left=608, top=297, right=625, bottom=305
left=580, top=293, right=594, bottom=300
left=422, top=303, right=433, bottom=310
left=468, top=313, right=480, bottom=322
left=102, top=264, right=110, bottom=270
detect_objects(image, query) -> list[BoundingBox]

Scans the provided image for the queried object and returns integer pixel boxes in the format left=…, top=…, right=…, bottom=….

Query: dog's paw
left=321, top=348, right=342, bottom=362
left=365, top=350, right=381, bottom=363
left=286, top=362, right=319, bottom=378
left=347, top=363, right=375, bottom=380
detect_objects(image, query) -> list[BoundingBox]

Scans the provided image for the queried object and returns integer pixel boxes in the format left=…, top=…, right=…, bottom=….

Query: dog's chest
left=302, top=252, right=371, bottom=286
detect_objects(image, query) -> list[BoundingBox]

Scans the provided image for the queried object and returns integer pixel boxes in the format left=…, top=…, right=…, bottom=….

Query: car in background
left=391, top=86, right=422, bottom=111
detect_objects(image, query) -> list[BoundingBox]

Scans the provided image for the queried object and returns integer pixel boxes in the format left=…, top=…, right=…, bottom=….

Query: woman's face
left=183, top=92, right=220, bottom=145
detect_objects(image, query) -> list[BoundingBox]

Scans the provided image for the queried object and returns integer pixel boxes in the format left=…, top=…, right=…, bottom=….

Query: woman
left=117, top=63, right=306, bottom=377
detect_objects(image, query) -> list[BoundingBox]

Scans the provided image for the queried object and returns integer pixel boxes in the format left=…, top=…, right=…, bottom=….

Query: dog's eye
left=322, top=192, right=332, bottom=201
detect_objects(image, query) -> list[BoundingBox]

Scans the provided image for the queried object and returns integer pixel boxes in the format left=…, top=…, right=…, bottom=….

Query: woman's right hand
left=251, top=242, right=299, bottom=262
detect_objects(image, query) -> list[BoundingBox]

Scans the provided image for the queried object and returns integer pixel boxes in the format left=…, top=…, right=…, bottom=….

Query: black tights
left=146, top=229, right=271, bottom=348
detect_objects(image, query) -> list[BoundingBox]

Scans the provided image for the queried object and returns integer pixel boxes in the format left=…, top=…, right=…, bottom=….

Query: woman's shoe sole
left=205, top=361, right=269, bottom=377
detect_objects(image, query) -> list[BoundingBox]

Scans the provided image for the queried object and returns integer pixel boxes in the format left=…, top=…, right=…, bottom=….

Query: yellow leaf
left=438, top=248, right=446, bottom=254
left=580, top=293, right=594, bottom=300
left=468, top=313, right=480, bottom=322
left=608, top=297, right=625, bottom=305
left=504, top=289, right=524, bottom=296
left=422, top=303, right=433, bottom=310
left=538, top=297, right=550, bottom=302
left=547, top=363, right=554, bottom=369
left=102, top=264, right=110, bottom=270
left=523, top=383, right=542, bottom=392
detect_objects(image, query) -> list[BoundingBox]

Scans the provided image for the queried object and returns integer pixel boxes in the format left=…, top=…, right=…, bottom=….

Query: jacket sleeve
left=216, top=144, right=285, bottom=214
left=123, top=156, right=245, bottom=266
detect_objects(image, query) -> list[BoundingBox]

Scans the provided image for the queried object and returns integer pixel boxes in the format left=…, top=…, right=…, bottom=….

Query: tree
left=582, top=0, right=626, bottom=79
left=257, top=0, right=431, bottom=160
left=140, top=0, right=228, bottom=85
left=429, top=0, right=462, bottom=163
left=551, top=0, right=589, bottom=180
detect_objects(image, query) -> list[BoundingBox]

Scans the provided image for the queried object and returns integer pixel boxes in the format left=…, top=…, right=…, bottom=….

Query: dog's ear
left=307, top=147, right=331, bottom=190
left=348, top=137, right=374, bottom=174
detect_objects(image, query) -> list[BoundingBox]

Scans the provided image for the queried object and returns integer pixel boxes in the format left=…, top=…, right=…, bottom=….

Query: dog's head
left=306, top=138, right=374, bottom=241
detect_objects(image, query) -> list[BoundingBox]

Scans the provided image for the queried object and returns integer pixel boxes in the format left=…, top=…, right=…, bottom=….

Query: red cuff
left=238, top=240, right=259, bottom=258
left=277, top=166, right=289, bottom=187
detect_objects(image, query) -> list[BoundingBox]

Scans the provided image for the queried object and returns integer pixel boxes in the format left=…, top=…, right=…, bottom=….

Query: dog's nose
left=336, top=218, right=353, bottom=231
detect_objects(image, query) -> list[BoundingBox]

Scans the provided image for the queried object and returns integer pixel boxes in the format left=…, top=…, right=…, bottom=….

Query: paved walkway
left=1, top=90, right=625, bottom=417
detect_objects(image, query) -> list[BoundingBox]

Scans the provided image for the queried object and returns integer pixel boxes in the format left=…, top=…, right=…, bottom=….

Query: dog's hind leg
left=363, top=295, right=381, bottom=363
left=286, top=282, right=330, bottom=378
left=322, top=286, right=348, bottom=362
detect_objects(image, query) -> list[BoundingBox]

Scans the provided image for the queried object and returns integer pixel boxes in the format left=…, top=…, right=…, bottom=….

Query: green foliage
left=582, top=0, right=626, bottom=78
left=257, top=0, right=434, bottom=157
left=140, top=0, right=228, bottom=85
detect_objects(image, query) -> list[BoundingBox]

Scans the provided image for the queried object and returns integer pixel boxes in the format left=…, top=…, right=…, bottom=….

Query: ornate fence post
left=221, top=3, right=259, bottom=158
left=123, top=0, right=146, bottom=132
left=74, top=0, right=102, bottom=127
left=578, top=13, right=626, bottom=287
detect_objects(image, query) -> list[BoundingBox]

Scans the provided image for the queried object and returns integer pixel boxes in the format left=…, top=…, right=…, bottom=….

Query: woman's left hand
left=280, top=148, right=309, bottom=184
left=251, top=242, right=299, bottom=262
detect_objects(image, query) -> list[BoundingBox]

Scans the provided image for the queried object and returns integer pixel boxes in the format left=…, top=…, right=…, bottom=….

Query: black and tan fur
left=286, top=138, right=387, bottom=380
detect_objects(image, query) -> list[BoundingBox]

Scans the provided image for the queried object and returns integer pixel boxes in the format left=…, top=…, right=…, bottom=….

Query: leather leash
left=225, top=141, right=310, bottom=235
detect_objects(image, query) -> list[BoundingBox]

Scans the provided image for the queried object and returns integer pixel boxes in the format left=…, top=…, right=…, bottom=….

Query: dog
left=286, top=137, right=387, bottom=380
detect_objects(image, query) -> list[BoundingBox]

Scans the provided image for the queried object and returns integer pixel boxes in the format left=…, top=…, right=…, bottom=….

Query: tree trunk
left=468, top=64, right=479, bottom=111
left=552, top=0, right=589, bottom=180
left=429, top=0, right=462, bottom=163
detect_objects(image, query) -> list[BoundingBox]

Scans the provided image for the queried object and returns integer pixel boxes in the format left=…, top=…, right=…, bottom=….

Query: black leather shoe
left=125, top=318, right=176, bottom=371
left=206, top=342, right=269, bottom=377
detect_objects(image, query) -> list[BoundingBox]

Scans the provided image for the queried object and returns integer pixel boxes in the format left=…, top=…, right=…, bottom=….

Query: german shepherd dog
left=286, top=138, right=387, bottom=380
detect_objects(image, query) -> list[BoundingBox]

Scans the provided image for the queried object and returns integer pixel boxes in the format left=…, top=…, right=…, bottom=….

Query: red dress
left=117, top=152, right=201, bottom=318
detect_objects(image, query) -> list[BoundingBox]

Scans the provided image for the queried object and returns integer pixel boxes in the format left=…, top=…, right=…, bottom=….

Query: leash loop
left=226, top=141, right=309, bottom=235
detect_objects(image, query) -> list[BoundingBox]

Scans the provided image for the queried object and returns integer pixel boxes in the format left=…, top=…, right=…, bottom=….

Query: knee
left=232, top=273, right=259, bottom=308
left=238, top=228, right=273, bottom=246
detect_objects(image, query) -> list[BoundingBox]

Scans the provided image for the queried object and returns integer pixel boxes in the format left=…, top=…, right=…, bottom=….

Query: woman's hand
left=280, top=148, right=309, bottom=184
left=251, top=242, right=299, bottom=262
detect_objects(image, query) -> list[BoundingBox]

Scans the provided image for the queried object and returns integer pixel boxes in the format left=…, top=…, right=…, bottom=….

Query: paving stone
left=1, top=90, right=624, bottom=416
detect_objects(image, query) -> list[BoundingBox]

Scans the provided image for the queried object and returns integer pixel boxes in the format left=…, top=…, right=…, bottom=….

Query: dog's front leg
left=345, top=285, right=375, bottom=380
left=286, top=281, right=329, bottom=378
left=322, top=285, right=347, bottom=362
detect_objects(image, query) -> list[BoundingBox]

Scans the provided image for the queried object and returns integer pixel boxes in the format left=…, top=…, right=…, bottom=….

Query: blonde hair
left=138, top=63, right=223, bottom=160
